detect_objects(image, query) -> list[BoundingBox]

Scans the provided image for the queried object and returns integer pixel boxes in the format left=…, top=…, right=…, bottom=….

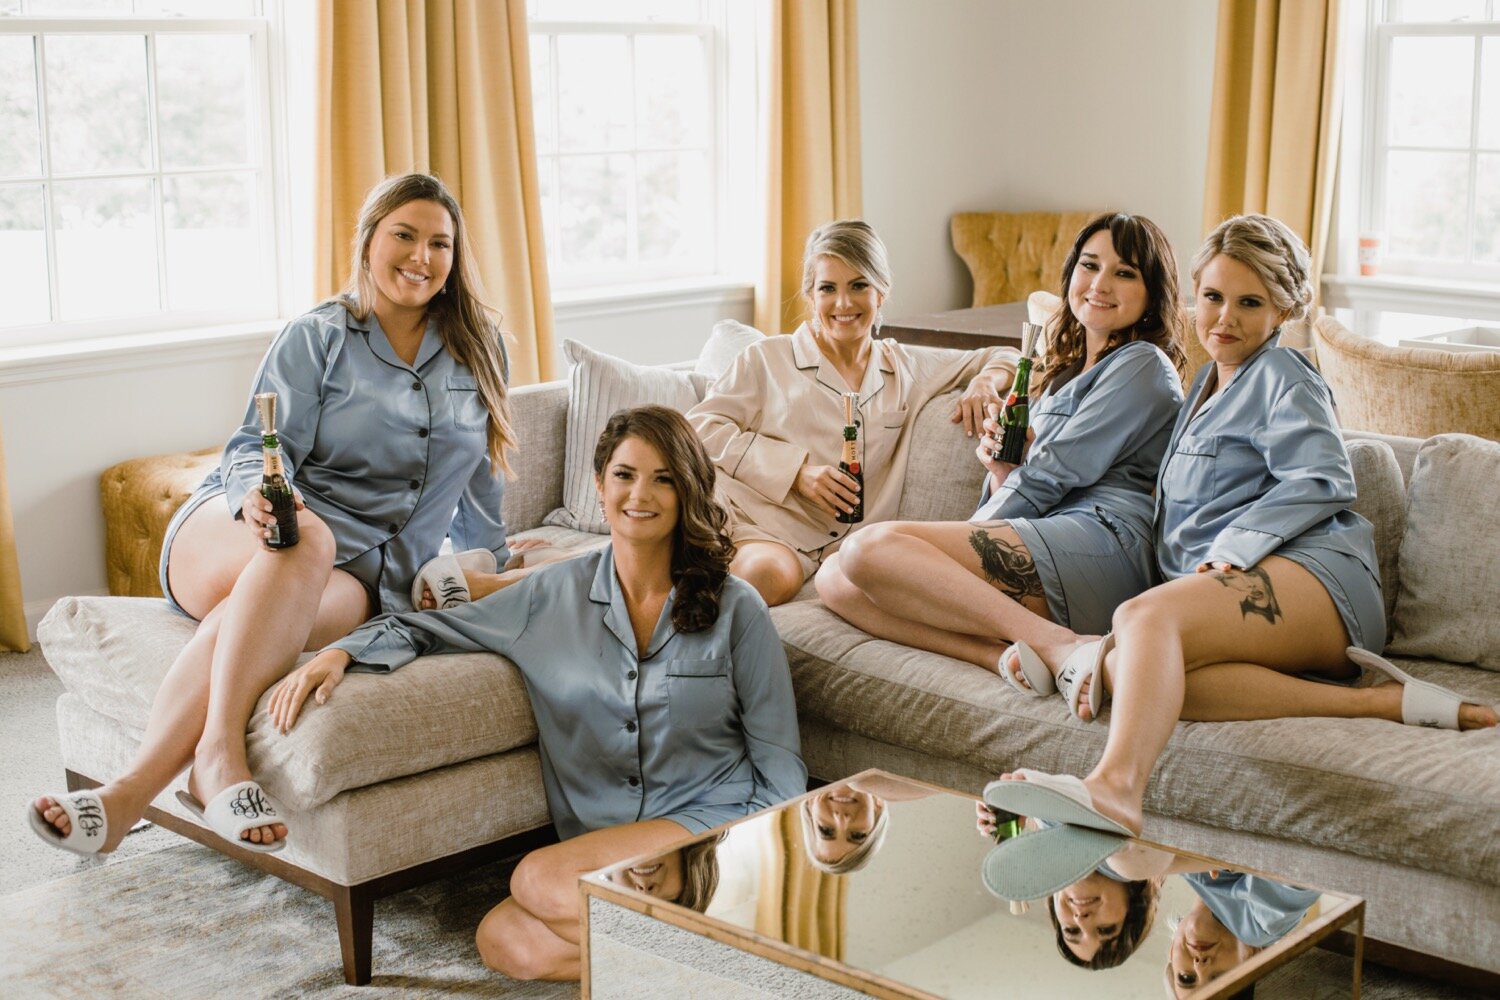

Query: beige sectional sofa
left=39, top=359, right=1500, bottom=985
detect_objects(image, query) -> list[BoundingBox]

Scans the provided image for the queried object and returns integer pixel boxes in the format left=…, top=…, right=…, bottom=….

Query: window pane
left=558, top=153, right=628, bottom=264
left=156, top=33, right=253, bottom=169
left=52, top=177, right=157, bottom=320
left=531, top=1, right=701, bottom=22
left=25, top=0, right=131, bottom=12
left=1476, top=153, right=1500, bottom=262
left=1481, top=37, right=1500, bottom=147
left=530, top=33, right=554, bottom=155
left=556, top=35, right=631, bottom=151
left=1388, top=0, right=1488, bottom=21
left=1387, top=35, right=1474, bottom=147
left=164, top=172, right=258, bottom=309
left=45, top=34, right=151, bottom=174
left=637, top=151, right=708, bottom=263
left=1385, top=150, right=1469, bottom=259
left=635, top=34, right=707, bottom=148
left=0, top=184, right=50, bottom=326
left=0, top=36, right=41, bottom=178
left=140, top=1, right=257, bottom=14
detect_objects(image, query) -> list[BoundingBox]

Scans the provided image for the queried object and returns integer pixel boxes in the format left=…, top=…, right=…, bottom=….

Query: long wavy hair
left=338, top=172, right=515, bottom=474
left=592, top=406, right=735, bottom=633
left=1035, top=212, right=1188, bottom=396
left=675, top=834, right=725, bottom=913
left=1047, top=877, right=1160, bottom=970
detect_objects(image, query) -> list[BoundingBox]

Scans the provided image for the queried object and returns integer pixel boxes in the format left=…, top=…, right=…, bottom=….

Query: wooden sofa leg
left=333, top=885, right=374, bottom=986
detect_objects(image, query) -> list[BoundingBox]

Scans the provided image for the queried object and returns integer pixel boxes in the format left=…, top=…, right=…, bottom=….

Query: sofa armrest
left=502, top=379, right=569, bottom=533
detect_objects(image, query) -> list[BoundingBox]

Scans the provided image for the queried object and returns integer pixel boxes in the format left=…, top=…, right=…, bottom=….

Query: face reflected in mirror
left=1049, top=871, right=1132, bottom=963
left=608, top=848, right=686, bottom=902
left=806, top=786, right=882, bottom=864
left=1166, top=896, right=1259, bottom=997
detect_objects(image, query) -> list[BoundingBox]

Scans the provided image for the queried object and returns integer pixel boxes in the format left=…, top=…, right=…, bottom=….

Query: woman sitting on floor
left=29, top=172, right=517, bottom=856
left=686, top=219, right=1018, bottom=607
left=985, top=214, right=1498, bottom=839
left=814, top=213, right=1186, bottom=701
left=268, top=406, right=807, bottom=982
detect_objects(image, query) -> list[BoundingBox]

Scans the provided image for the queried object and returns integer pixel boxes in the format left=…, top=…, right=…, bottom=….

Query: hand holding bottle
left=795, top=463, right=862, bottom=517
left=241, top=488, right=304, bottom=548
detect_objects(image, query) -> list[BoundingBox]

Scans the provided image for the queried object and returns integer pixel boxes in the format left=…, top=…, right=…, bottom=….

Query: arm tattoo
left=1210, top=565, right=1283, bottom=625
left=968, top=529, right=1044, bottom=603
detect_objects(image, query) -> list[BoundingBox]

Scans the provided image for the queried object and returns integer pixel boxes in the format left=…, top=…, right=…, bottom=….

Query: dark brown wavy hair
left=1047, top=877, right=1160, bottom=970
left=339, top=172, right=515, bottom=474
left=592, top=406, right=736, bottom=632
left=1035, top=212, right=1189, bottom=397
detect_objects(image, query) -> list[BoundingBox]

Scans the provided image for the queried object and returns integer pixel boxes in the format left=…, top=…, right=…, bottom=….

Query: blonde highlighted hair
left=339, top=172, right=515, bottom=474
left=800, top=220, right=893, bottom=332
left=1191, top=213, right=1314, bottom=324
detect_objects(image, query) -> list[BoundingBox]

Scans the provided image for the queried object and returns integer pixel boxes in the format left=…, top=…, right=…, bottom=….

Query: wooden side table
left=879, top=301, right=1030, bottom=351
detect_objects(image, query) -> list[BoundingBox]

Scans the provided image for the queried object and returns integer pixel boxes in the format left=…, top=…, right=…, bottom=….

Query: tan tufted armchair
left=951, top=211, right=1099, bottom=307
left=1313, top=316, right=1500, bottom=440
left=101, top=447, right=218, bottom=597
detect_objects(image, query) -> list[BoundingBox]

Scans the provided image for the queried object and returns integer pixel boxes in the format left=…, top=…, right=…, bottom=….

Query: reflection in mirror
left=1164, top=871, right=1320, bottom=998
left=799, top=774, right=936, bottom=874
left=1048, top=868, right=1161, bottom=971
left=605, top=832, right=724, bottom=913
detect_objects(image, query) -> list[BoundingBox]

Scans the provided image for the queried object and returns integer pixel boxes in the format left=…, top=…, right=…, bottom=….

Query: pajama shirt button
left=408, top=479, right=420, bottom=489
left=411, top=381, right=421, bottom=391
left=625, top=721, right=637, bottom=732
left=628, top=777, right=639, bottom=787
left=417, top=428, right=429, bottom=438
left=627, top=670, right=637, bottom=680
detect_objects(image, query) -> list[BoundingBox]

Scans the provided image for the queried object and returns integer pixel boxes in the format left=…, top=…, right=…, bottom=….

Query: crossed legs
left=33, top=501, right=371, bottom=850
left=814, top=519, right=1070, bottom=673
left=476, top=818, right=690, bottom=981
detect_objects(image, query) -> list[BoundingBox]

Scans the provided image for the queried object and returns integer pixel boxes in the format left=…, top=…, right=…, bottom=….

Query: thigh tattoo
left=968, top=529, right=1044, bottom=603
left=1210, top=565, right=1283, bottom=625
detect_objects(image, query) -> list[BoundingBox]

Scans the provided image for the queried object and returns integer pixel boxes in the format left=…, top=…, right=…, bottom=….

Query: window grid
left=0, top=12, right=278, bottom=343
left=528, top=14, right=724, bottom=290
left=1365, top=2, right=1500, bottom=279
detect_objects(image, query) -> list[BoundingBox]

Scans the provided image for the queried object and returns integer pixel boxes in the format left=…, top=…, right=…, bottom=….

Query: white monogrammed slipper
left=27, top=790, right=111, bottom=857
left=176, top=781, right=288, bottom=854
left=409, top=548, right=498, bottom=610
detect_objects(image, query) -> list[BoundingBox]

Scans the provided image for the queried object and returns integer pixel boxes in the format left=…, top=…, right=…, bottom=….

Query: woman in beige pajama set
left=687, top=221, right=1018, bottom=606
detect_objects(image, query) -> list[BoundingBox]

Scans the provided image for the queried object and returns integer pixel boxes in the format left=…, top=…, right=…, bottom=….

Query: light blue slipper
left=983, top=769, right=1135, bottom=837
left=982, top=824, right=1125, bottom=901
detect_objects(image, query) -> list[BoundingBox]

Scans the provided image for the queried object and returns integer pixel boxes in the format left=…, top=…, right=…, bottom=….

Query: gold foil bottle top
left=254, top=392, right=279, bottom=434
left=1019, top=322, right=1043, bottom=358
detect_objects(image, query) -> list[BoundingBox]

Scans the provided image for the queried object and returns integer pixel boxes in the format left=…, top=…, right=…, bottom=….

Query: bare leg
left=34, top=502, right=371, bottom=849
left=476, top=818, right=689, bottom=981
left=730, top=540, right=806, bottom=607
left=820, top=520, right=1074, bottom=674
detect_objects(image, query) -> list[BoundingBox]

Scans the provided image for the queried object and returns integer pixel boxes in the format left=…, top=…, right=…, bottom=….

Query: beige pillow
left=543, top=339, right=710, bottom=535
left=695, top=319, right=766, bottom=380
left=1386, top=433, right=1500, bottom=671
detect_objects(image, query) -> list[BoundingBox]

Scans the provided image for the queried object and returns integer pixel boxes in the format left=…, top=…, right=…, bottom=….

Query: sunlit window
left=527, top=0, right=738, bottom=291
left=0, top=0, right=279, bottom=345
left=1364, top=0, right=1500, bottom=280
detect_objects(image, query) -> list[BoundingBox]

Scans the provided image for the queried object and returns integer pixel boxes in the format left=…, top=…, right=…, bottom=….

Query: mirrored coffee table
left=581, top=770, right=1364, bottom=999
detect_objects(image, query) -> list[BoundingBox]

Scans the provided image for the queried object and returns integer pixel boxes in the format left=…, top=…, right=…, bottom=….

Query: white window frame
left=0, top=3, right=291, bottom=350
left=527, top=1, right=755, bottom=296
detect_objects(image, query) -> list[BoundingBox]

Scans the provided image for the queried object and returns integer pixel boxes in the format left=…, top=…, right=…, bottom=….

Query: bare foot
left=32, top=783, right=145, bottom=854
left=187, top=757, right=287, bottom=848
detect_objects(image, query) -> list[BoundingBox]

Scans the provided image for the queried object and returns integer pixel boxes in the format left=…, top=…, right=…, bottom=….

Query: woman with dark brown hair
left=269, top=405, right=806, bottom=982
left=30, top=172, right=516, bottom=857
left=816, top=213, right=1186, bottom=717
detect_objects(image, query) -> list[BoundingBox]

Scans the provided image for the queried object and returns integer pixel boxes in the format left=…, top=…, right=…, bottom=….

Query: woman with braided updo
left=986, top=214, right=1497, bottom=839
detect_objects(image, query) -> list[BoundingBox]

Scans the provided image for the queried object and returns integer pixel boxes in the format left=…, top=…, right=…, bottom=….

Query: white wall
left=859, top=0, right=1218, bottom=315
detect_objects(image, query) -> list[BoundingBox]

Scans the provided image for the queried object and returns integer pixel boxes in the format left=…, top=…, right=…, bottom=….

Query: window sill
left=552, top=276, right=755, bottom=320
left=1321, top=273, right=1500, bottom=321
left=0, top=321, right=282, bottom=389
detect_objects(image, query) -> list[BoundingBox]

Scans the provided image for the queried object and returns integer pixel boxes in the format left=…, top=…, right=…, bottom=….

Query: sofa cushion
left=896, top=389, right=989, bottom=523
left=695, top=319, right=765, bottom=380
left=1345, top=437, right=1404, bottom=628
left=38, top=596, right=542, bottom=813
left=1388, top=433, right=1500, bottom=671
left=544, top=339, right=710, bottom=535
left=770, top=597, right=1500, bottom=886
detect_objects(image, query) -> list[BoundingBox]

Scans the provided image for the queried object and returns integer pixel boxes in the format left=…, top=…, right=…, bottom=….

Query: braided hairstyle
left=592, top=406, right=735, bottom=633
left=1035, top=212, right=1189, bottom=396
left=1190, top=214, right=1314, bottom=325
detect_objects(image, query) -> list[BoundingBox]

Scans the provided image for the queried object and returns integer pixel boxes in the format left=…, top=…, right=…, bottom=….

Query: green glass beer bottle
left=994, top=322, right=1043, bottom=464
left=255, top=392, right=300, bottom=549
left=835, top=391, right=863, bottom=524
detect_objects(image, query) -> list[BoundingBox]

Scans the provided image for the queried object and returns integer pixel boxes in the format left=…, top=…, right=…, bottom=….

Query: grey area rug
left=0, top=841, right=575, bottom=999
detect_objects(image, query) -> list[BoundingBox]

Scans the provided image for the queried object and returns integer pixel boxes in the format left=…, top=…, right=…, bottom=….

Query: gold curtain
left=0, top=424, right=29, bottom=652
left=1202, top=0, right=1343, bottom=291
left=758, top=0, right=862, bottom=335
left=315, top=0, right=556, bottom=383
left=754, top=806, right=847, bottom=960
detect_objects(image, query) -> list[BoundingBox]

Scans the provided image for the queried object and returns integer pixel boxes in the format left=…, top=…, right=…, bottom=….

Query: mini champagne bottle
left=255, top=392, right=300, bottom=549
left=993, top=322, right=1043, bottom=464
left=835, top=392, right=863, bottom=524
